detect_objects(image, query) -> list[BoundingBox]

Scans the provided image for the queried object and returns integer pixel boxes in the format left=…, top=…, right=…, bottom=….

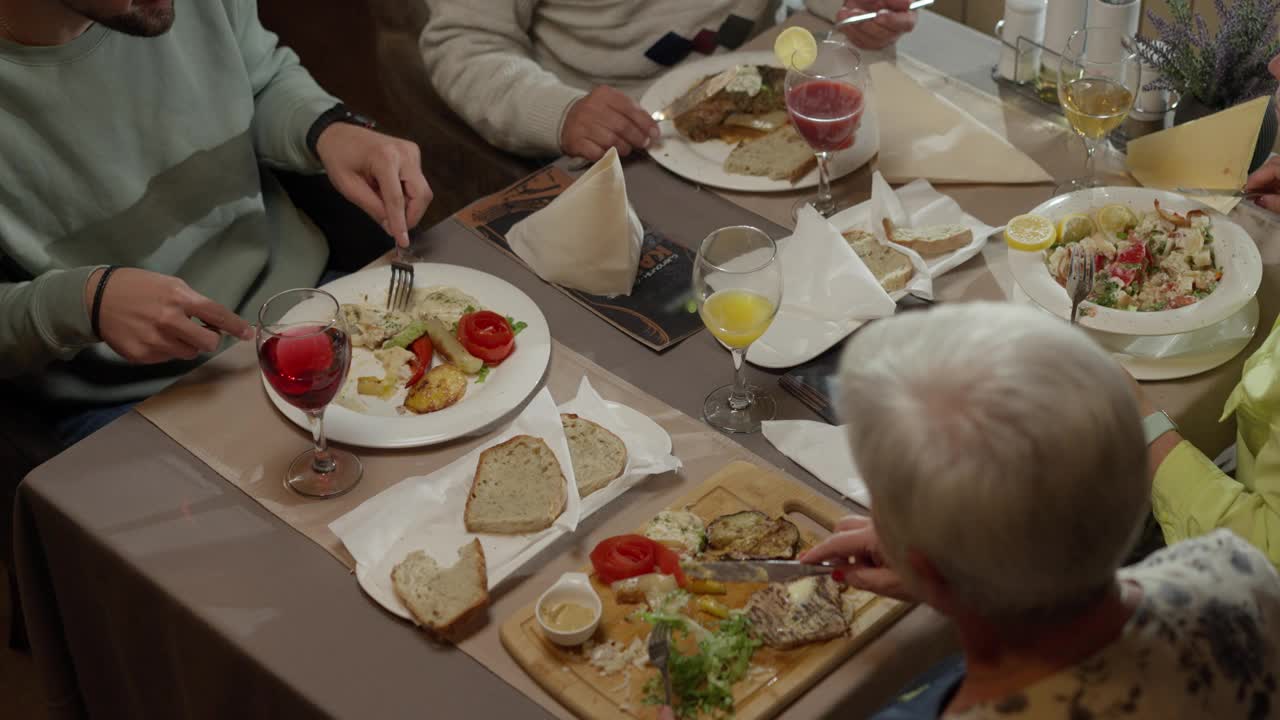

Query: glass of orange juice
left=693, top=226, right=782, bottom=434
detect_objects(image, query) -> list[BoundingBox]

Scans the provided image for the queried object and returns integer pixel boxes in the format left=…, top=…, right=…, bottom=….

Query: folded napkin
left=828, top=171, right=998, bottom=301
left=506, top=147, right=644, bottom=296
left=762, top=420, right=871, bottom=508
left=1127, top=96, right=1271, bottom=215
left=871, top=62, right=1053, bottom=185
left=748, top=206, right=897, bottom=366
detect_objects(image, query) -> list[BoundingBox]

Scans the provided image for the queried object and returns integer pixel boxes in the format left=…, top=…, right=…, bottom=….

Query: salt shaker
left=1042, top=0, right=1088, bottom=75
left=1087, top=0, right=1141, bottom=63
left=998, top=0, right=1048, bottom=84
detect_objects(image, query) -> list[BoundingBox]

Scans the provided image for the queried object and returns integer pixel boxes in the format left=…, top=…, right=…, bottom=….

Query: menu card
left=457, top=166, right=704, bottom=351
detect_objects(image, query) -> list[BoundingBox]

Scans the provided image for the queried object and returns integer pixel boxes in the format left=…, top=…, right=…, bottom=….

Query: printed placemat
left=456, top=166, right=704, bottom=351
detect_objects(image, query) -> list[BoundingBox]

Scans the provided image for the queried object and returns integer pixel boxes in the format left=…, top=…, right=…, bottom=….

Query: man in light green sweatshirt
left=0, top=0, right=432, bottom=444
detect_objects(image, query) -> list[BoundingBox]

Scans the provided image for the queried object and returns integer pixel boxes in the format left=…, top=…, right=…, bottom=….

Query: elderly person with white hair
left=802, top=302, right=1280, bottom=719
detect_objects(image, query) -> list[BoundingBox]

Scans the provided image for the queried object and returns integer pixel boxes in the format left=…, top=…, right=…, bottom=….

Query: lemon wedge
left=1057, top=213, right=1096, bottom=245
left=774, top=27, right=817, bottom=70
left=1096, top=204, right=1138, bottom=237
left=1005, top=214, right=1057, bottom=251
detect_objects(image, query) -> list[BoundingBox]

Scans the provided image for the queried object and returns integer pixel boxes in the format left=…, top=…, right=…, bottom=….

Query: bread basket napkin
left=506, top=147, right=644, bottom=296
left=761, top=420, right=871, bottom=508
left=330, top=380, right=680, bottom=620
left=747, top=205, right=897, bottom=369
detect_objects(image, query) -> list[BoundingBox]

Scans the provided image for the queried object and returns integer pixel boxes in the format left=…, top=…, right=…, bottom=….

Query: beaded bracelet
left=90, top=265, right=121, bottom=340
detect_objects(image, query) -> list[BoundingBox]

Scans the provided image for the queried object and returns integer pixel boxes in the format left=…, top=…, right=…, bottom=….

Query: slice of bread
left=885, top=222, right=972, bottom=257
left=561, top=414, right=628, bottom=498
left=724, top=124, right=817, bottom=184
left=391, top=539, right=488, bottom=635
left=464, top=435, right=567, bottom=534
left=844, top=229, right=914, bottom=293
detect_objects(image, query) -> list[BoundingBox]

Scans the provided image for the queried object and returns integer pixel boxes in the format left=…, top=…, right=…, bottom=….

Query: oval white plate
left=1012, top=284, right=1259, bottom=381
left=261, top=263, right=552, bottom=449
left=354, top=402, right=672, bottom=621
left=1008, top=187, right=1262, bottom=337
left=640, top=50, right=879, bottom=192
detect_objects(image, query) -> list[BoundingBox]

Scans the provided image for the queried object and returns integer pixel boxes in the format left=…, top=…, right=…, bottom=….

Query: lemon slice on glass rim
left=774, top=27, right=817, bottom=70
left=1057, top=213, right=1096, bottom=245
left=1096, top=204, right=1138, bottom=237
left=1005, top=214, right=1057, bottom=251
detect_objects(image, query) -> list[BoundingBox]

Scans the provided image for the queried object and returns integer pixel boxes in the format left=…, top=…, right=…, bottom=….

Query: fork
left=648, top=624, right=674, bottom=709
left=386, top=246, right=413, bottom=312
left=1066, top=244, right=1095, bottom=325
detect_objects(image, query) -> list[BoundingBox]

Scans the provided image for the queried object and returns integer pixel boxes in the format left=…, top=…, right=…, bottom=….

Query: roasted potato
left=404, top=364, right=467, bottom=414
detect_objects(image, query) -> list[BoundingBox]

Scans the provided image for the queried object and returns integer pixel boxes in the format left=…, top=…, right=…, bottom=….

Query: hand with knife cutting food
left=833, top=0, right=920, bottom=51
left=1243, top=54, right=1280, bottom=214
left=799, top=516, right=915, bottom=601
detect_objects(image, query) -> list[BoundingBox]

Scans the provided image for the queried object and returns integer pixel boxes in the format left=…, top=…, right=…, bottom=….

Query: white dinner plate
left=640, top=51, right=879, bottom=192
left=1008, top=187, right=1263, bottom=336
left=1011, top=284, right=1259, bottom=381
left=354, top=402, right=673, bottom=621
left=261, top=263, right=552, bottom=449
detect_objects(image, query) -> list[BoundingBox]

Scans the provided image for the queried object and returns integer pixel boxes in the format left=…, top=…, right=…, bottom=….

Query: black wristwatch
left=306, top=103, right=378, bottom=159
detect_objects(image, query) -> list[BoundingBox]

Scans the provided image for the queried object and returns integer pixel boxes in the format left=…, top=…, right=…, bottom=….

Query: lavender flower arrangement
left=1136, top=0, right=1280, bottom=110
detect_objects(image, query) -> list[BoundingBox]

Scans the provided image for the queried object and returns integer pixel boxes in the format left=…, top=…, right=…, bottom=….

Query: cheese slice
left=1127, top=96, right=1270, bottom=215
left=871, top=62, right=1053, bottom=185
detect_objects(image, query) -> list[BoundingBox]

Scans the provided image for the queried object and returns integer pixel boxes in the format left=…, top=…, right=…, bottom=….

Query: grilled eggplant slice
left=726, top=519, right=801, bottom=561
left=706, top=511, right=773, bottom=553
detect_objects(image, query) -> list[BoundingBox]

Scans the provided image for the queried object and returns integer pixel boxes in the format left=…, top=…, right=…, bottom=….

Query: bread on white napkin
left=762, top=420, right=871, bottom=508
left=748, top=206, right=897, bottom=366
left=506, top=147, right=644, bottom=296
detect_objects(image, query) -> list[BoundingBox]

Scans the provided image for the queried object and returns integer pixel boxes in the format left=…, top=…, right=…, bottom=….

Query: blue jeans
left=53, top=269, right=350, bottom=449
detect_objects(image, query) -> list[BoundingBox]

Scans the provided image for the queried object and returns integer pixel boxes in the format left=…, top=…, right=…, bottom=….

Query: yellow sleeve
left=1152, top=440, right=1280, bottom=567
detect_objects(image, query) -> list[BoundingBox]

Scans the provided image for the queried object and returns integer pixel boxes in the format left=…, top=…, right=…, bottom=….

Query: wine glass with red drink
left=785, top=38, right=867, bottom=219
left=257, top=288, right=362, bottom=498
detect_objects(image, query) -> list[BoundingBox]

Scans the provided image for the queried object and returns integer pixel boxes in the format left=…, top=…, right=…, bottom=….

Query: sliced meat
left=745, top=576, right=848, bottom=650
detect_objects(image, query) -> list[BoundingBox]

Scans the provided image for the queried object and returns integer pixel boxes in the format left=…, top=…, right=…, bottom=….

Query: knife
left=686, top=560, right=836, bottom=584
left=1176, top=187, right=1263, bottom=199
left=651, top=65, right=744, bottom=123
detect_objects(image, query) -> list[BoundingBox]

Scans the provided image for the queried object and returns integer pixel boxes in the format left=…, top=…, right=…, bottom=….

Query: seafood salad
left=1046, top=202, right=1222, bottom=312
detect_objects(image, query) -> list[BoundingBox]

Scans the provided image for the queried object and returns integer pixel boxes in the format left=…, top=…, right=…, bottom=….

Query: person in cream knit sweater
left=420, top=0, right=918, bottom=160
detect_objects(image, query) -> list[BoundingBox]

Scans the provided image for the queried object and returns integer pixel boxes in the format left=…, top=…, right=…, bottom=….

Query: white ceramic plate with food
left=640, top=50, right=879, bottom=192
left=262, top=263, right=551, bottom=449
left=1008, top=187, right=1262, bottom=337
left=353, top=401, right=673, bottom=621
left=1012, top=284, right=1259, bottom=381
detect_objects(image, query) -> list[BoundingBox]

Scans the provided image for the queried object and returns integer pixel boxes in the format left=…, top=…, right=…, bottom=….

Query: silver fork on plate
left=648, top=624, right=674, bottom=709
left=386, top=246, right=413, bottom=311
left=1066, top=244, right=1096, bottom=325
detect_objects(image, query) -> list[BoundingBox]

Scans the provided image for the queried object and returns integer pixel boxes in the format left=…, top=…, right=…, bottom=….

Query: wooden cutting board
left=500, top=461, right=911, bottom=720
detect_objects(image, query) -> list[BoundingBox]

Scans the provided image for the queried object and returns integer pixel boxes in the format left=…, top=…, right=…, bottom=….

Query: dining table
left=14, top=8, right=1280, bottom=720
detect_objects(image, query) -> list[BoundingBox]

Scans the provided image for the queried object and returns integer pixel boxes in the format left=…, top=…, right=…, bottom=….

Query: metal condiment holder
left=986, top=21, right=1178, bottom=151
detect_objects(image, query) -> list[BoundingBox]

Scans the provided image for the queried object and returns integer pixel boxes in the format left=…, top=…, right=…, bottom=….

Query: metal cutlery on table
left=386, top=246, right=414, bottom=311
left=1176, top=187, right=1264, bottom=200
left=648, top=623, right=674, bottom=709
left=1066, top=244, right=1095, bottom=326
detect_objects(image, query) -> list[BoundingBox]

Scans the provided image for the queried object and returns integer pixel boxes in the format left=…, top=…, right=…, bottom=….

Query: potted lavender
left=1136, top=0, right=1279, bottom=172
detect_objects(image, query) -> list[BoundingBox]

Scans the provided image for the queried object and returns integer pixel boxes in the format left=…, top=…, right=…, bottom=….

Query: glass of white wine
left=693, top=226, right=782, bottom=434
left=1057, top=27, right=1141, bottom=194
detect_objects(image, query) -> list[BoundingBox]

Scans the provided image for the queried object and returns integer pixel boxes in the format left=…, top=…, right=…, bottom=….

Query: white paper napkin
left=329, top=379, right=679, bottom=619
left=748, top=206, right=897, bottom=367
left=506, top=147, right=644, bottom=296
left=762, top=420, right=871, bottom=508
left=828, top=171, right=998, bottom=301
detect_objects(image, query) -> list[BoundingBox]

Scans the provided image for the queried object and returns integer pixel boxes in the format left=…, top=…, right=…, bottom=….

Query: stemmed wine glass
left=785, top=37, right=868, bottom=219
left=693, top=226, right=783, bottom=434
left=1057, top=27, right=1141, bottom=194
left=257, top=288, right=362, bottom=498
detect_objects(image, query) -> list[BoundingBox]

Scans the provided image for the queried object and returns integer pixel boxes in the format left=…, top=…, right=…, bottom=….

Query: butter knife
left=686, top=560, right=836, bottom=584
left=651, top=66, right=743, bottom=123
left=1176, top=187, right=1263, bottom=199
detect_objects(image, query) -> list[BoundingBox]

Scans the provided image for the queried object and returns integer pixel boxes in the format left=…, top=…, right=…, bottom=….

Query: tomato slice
left=458, top=311, right=515, bottom=365
left=590, top=535, right=687, bottom=588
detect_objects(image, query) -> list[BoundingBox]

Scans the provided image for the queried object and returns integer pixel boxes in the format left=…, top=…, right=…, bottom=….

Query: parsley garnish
left=505, top=315, right=528, bottom=335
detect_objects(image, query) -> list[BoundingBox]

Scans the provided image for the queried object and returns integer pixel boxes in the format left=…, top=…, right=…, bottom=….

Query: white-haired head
left=839, top=302, right=1149, bottom=620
